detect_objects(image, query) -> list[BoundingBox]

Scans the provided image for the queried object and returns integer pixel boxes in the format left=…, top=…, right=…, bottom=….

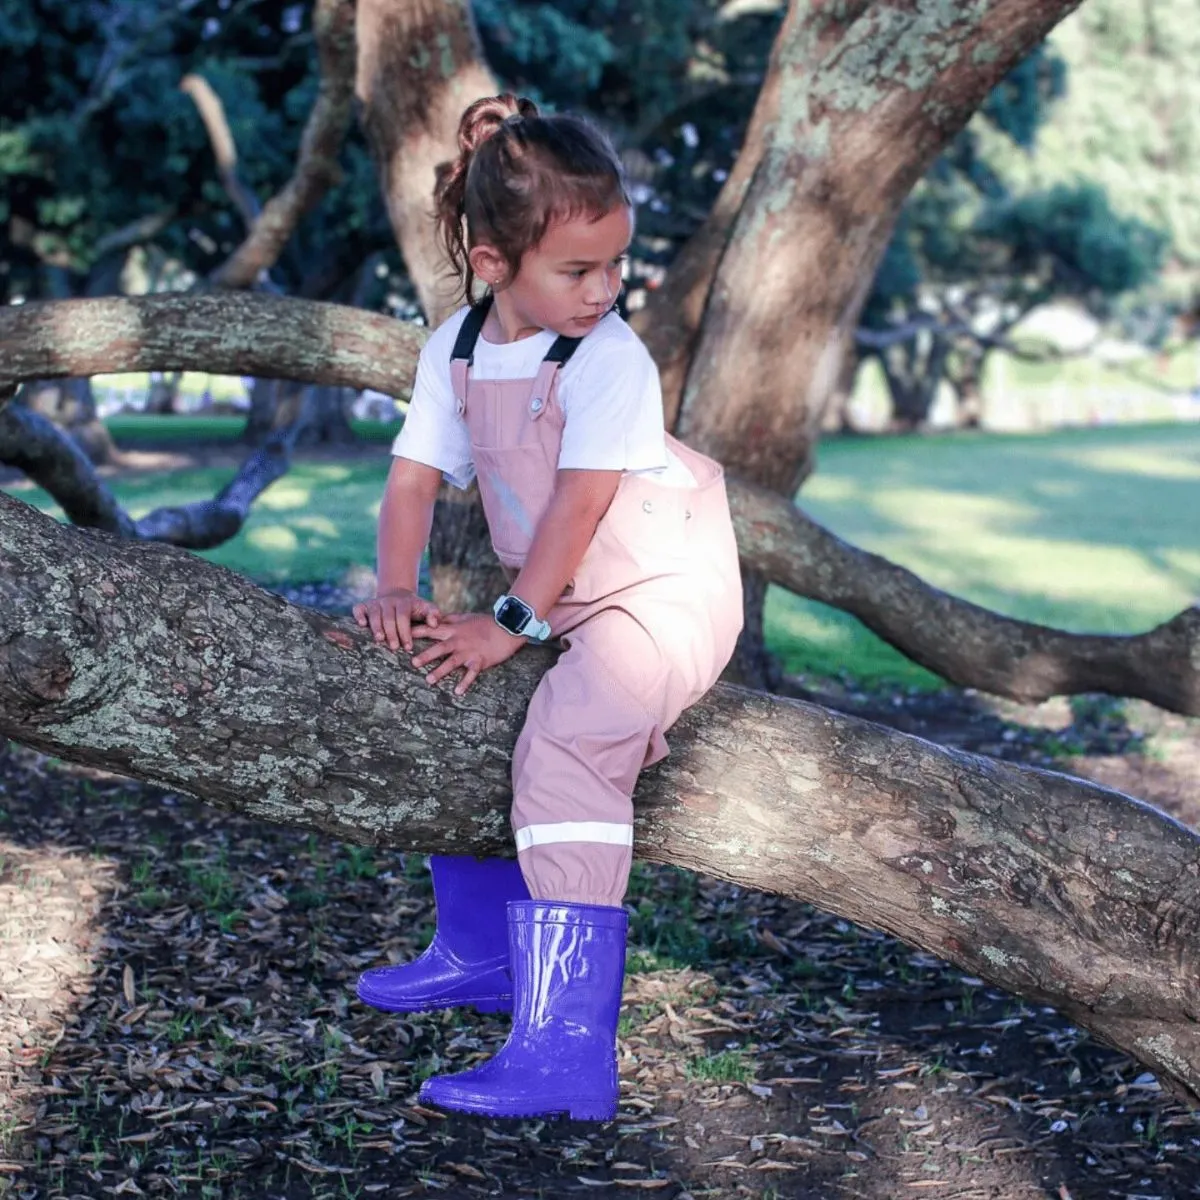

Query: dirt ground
left=2, top=679, right=1199, bottom=1200
left=3, top=440, right=1200, bottom=1198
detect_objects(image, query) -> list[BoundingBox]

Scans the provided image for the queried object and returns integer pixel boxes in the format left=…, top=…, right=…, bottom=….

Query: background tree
left=859, top=180, right=1168, bottom=431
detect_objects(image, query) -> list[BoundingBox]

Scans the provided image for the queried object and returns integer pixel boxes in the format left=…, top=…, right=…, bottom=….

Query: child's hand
left=352, top=590, right=442, bottom=653
left=409, top=613, right=526, bottom=695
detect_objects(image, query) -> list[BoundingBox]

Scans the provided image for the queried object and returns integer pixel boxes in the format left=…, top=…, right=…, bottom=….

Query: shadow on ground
left=3, top=674, right=1200, bottom=1199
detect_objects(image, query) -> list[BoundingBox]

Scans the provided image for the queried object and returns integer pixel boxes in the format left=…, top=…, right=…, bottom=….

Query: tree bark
left=429, top=482, right=510, bottom=611
left=876, top=330, right=952, bottom=430
left=674, top=0, right=1086, bottom=494
left=0, top=295, right=423, bottom=400
left=636, top=0, right=1085, bottom=693
left=4, top=491, right=1200, bottom=1107
left=629, top=0, right=873, bottom=429
left=3, top=292, right=1197, bottom=716
left=242, top=379, right=358, bottom=447
left=355, top=0, right=496, bottom=326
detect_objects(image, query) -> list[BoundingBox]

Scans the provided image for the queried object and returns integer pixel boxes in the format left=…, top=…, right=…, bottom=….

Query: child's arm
left=354, top=456, right=444, bottom=652
left=377, top=456, right=443, bottom=595
left=407, top=469, right=618, bottom=694
left=509, top=468, right=621, bottom=618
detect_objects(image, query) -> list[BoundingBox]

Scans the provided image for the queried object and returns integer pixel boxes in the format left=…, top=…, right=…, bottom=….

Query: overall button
left=530, top=397, right=544, bottom=413
left=642, top=500, right=654, bottom=513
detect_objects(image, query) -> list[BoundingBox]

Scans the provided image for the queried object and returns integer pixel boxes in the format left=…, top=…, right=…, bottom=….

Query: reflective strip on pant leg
left=514, top=822, right=633, bottom=851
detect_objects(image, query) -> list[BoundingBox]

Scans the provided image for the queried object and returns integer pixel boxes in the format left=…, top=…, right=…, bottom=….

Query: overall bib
left=451, top=300, right=743, bottom=906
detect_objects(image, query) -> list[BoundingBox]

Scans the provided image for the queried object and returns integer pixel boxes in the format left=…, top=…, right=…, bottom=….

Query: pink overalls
left=450, top=301, right=743, bottom=906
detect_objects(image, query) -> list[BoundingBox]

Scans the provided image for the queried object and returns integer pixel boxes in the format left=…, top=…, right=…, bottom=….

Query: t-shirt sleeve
left=557, top=336, right=668, bottom=472
left=390, top=333, right=475, bottom=489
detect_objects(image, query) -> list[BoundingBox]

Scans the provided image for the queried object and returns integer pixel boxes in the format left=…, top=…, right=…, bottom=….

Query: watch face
left=495, top=596, right=529, bottom=634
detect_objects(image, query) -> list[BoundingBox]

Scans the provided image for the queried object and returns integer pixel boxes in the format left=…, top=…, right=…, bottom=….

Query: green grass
left=4, top=419, right=1198, bottom=689
left=8, top=458, right=391, bottom=584
left=770, top=422, right=1200, bottom=687
left=104, top=414, right=403, bottom=445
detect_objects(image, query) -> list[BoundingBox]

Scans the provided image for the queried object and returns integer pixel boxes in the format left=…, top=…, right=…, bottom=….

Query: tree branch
left=0, top=401, right=295, bottom=550
left=0, top=295, right=423, bottom=401
left=2, top=294, right=1194, bottom=715
left=180, top=73, right=262, bottom=229
left=4, top=493, right=1200, bottom=1107
left=727, top=480, right=1200, bottom=715
left=211, top=0, right=358, bottom=289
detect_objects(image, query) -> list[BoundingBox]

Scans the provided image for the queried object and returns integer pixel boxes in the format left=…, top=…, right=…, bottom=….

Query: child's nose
left=586, top=271, right=615, bottom=307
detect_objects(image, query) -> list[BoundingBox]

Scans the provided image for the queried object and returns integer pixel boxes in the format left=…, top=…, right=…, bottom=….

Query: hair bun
left=458, top=93, right=540, bottom=156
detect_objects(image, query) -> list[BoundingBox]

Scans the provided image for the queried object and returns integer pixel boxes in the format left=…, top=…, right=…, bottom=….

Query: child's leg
left=510, top=617, right=668, bottom=906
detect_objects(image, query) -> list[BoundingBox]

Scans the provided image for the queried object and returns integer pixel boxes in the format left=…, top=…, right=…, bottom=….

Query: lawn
left=4, top=420, right=1197, bottom=690
left=770, top=421, right=1200, bottom=686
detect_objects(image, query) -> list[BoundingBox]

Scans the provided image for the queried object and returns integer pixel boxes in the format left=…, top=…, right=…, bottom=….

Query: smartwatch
left=492, top=593, right=552, bottom=642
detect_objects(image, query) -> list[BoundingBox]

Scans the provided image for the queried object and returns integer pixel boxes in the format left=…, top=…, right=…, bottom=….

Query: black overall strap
left=543, top=332, right=584, bottom=368
left=450, top=295, right=492, bottom=365
left=451, top=292, right=614, bottom=369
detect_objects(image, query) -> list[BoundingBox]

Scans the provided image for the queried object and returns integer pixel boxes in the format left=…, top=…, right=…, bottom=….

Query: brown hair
left=434, top=93, right=630, bottom=306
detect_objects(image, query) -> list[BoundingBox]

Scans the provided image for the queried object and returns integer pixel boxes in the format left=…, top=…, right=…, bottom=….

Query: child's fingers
left=394, top=610, right=414, bottom=653
left=424, top=651, right=464, bottom=687
left=453, top=661, right=481, bottom=696
left=364, top=605, right=386, bottom=643
left=411, top=634, right=453, bottom=669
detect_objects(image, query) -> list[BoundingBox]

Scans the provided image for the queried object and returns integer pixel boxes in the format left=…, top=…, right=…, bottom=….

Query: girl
left=353, top=94, right=743, bottom=1122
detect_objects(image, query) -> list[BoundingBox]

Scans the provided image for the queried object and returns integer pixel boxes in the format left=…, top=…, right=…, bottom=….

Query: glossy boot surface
left=356, top=856, right=529, bottom=1014
left=420, top=900, right=628, bottom=1120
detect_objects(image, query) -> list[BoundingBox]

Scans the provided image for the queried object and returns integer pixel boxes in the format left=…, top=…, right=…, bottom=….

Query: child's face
left=483, top=204, right=632, bottom=340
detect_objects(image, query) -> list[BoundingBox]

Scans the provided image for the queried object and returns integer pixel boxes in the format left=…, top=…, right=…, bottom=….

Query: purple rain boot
left=419, top=900, right=628, bottom=1121
left=356, top=856, right=529, bottom=1014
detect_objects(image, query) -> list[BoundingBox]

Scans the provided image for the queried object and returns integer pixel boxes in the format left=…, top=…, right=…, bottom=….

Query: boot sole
left=419, top=1089, right=616, bottom=1122
left=358, top=994, right=512, bottom=1015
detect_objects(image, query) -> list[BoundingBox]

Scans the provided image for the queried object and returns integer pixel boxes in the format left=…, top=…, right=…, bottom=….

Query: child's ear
left=468, top=243, right=511, bottom=289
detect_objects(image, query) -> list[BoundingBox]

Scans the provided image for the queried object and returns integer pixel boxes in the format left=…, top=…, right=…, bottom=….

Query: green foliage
left=1003, top=0, right=1200, bottom=269
left=974, top=182, right=1167, bottom=299
left=0, top=0, right=389, bottom=303
left=476, top=0, right=701, bottom=124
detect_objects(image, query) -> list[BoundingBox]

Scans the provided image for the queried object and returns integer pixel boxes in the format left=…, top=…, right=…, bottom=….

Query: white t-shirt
left=392, top=305, right=695, bottom=489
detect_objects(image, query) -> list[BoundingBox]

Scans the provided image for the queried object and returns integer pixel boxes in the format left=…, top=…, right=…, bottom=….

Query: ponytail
left=434, top=94, right=539, bottom=306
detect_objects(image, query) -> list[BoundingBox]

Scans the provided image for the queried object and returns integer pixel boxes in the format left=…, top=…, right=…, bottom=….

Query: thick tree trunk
left=635, top=0, right=1086, bottom=692
left=877, top=332, right=951, bottom=430
left=429, top=482, right=510, bottom=612
left=355, top=0, right=496, bottom=326
left=145, top=371, right=183, bottom=415
left=674, top=0, right=1086, bottom=493
left=4, top=292, right=1197, bottom=717
left=354, top=0, right=499, bottom=612
left=629, top=0, right=873, bottom=429
left=4, top=491, right=1200, bottom=1107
